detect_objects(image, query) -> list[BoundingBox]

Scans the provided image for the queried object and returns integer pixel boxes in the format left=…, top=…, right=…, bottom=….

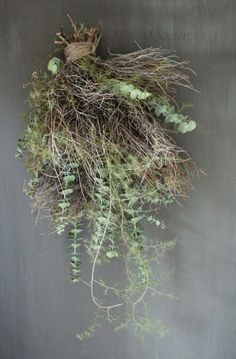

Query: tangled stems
left=90, top=165, right=123, bottom=311
left=17, top=20, right=198, bottom=339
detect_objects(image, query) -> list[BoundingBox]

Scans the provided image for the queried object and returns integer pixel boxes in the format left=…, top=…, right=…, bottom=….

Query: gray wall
left=0, top=1, right=236, bottom=358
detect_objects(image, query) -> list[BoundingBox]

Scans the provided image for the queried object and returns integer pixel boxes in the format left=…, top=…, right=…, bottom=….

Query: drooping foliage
left=17, top=18, right=198, bottom=339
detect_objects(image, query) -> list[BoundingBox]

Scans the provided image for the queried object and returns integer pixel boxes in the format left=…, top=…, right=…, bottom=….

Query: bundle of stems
left=17, top=18, right=198, bottom=339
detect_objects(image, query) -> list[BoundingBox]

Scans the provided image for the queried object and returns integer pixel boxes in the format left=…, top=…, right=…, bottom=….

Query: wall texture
left=0, top=1, right=236, bottom=358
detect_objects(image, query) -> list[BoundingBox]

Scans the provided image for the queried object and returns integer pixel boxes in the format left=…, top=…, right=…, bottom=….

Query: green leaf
left=97, top=216, right=108, bottom=225
left=58, top=202, right=70, bottom=209
left=178, top=120, right=196, bottom=133
left=130, top=89, right=141, bottom=99
left=106, top=251, right=118, bottom=258
left=155, top=219, right=161, bottom=226
left=71, top=278, right=80, bottom=283
left=56, top=224, right=65, bottom=234
left=61, top=188, right=73, bottom=196
left=187, top=120, right=197, bottom=132
left=166, top=114, right=181, bottom=124
left=47, top=57, right=64, bottom=75
left=67, top=163, right=79, bottom=169
left=124, top=208, right=136, bottom=216
left=70, top=243, right=80, bottom=250
left=131, top=216, right=143, bottom=225
left=63, top=175, right=76, bottom=183
left=138, top=90, right=151, bottom=100
left=178, top=122, right=189, bottom=133
left=91, top=244, right=100, bottom=250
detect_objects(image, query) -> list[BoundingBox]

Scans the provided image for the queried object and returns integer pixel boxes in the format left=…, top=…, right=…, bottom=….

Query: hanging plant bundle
left=17, top=18, right=198, bottom=338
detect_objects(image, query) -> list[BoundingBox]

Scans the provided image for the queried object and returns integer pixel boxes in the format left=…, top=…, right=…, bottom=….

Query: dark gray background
left=1, top=1, right=236, bottom=358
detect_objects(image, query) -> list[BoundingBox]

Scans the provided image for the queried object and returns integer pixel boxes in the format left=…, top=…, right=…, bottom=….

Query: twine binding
left=65, top=30, right=101, bottom=62
left=65, top=42, right=94, bottom=62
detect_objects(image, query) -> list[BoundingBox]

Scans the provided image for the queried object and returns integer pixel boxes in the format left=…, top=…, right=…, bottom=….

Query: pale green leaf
left=58, top=202, right=70, bottom=209
left=61, top=188, right=73, bottom=196
left=106, top=251, right=118, bottom=258
left=63, top=175, right=76, bottom=183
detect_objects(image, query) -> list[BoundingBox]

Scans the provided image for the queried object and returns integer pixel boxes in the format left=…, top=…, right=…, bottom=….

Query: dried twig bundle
left=17, top=17, right=198, bottom=339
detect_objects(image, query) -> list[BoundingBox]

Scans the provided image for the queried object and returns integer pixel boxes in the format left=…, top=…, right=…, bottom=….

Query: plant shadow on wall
left=16, top=16, right=199, bottom=340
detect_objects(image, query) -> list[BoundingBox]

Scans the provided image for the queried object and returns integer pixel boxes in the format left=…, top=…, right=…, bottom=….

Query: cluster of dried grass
left=18, top=19, right=197, bottom=338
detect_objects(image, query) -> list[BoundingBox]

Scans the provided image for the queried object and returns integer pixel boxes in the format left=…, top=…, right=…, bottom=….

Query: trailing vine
left=17, top=17, right=198, bottom=339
